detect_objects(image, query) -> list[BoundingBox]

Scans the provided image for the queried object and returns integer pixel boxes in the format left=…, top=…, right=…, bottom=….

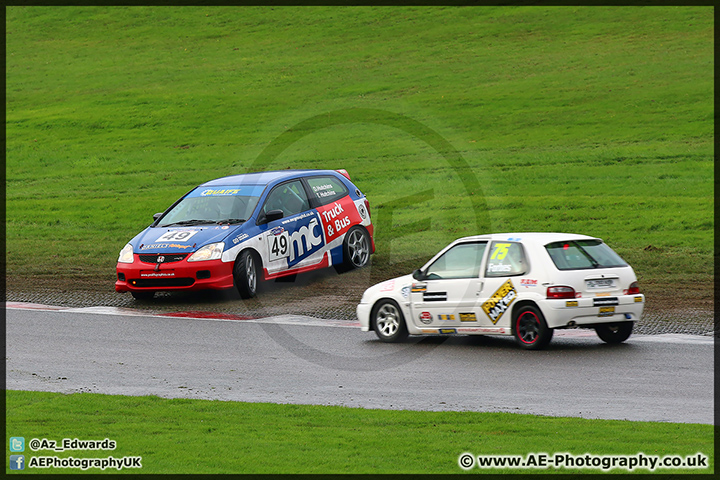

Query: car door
left=476, top=240, right=529, bottom=328
left=258, top=179, right=326, bottom=277
left=409, top=241, right=488, bottom=329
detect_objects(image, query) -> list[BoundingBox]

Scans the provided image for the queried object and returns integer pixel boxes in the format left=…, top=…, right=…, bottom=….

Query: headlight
left=188, top=242, right=224, bottom=262
left=118, top=244, right=134, bottom=263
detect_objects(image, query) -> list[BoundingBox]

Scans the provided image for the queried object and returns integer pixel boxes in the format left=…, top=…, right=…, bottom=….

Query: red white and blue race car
left=116, top=169, right=374, bottom=300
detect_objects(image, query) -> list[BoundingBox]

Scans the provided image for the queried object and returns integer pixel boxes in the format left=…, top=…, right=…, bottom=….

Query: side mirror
left=153, top=213, right=163, bottom=221
left=265, top=209, right=284, bottom=223
left=412, top=269, right=425, bottom=281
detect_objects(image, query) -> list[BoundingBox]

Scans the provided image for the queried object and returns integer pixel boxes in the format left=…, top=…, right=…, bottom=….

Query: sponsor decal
left=400, top=286, right=411, bottom=298
left=270, top=227, right=285, bottom=236
left=520, top=279, right=538, bottom=288
left=380, top=280, right=395, bottom=292
left=140, top=272, right=176, bottom=277
left=420, top=329, right=436, bottom=334
left=439, top=329, right=457, bottom=334
left=200, top=188, right=241, bottom=196
left=156, top=230, right=199, bottom=242
left=423, top=291, right=447, bottom=302
left=232, top=233, right=249, bottom=245
left=566, top=300, right=579, bottom=307
left=411, top=283, right=427, bottom=293
left=487, top=263, right=512, bottom=273
left=598, top=306, right=615, bottom=317
left=418, top=311, right=433, bottom=324
left=438, top=314, right=455, bottom=321
left=481, top=279, right=517, bottom=324
left=281, top=211, right=315, bottom=225
left=459, top=313, right=477, bottom=322
left=317, top=197, right=361, bottom=244
left=287, top=217, right=323, bottom=266
left=457, top=327, right=507, bottom=334
left=141, top=243, right=193, bottom=250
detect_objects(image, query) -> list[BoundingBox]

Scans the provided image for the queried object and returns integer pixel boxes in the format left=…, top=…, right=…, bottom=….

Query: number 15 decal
left=268, top=231, right=290, bottom=261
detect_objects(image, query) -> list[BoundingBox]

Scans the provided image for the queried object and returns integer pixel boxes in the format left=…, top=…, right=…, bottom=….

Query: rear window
left=546, top=240, right=628, bottom=270
left=306, top=176, right=348, bottom=205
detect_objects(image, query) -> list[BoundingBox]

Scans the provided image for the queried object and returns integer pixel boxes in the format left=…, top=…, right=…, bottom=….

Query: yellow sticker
left=459, top=313, right=477, bottom=322
left=481, top=279, right=517, bottom=324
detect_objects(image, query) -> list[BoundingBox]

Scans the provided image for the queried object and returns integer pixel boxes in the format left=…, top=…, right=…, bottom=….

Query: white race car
left=357, top=233, right=644, bottom=349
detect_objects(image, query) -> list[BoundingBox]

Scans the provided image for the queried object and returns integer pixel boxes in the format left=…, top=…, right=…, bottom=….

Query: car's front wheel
left=595, top=322, right=633, bottom=344
left=234, top=250, right=260, bottom=299
left=513, top=305, right=553, bottom=350
left=335, top=226, right=370, bottom=273
left=371, top=299, right=408, bottom=343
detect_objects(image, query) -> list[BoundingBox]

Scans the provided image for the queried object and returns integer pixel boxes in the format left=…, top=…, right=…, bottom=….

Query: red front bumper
left=115, top=255, right=235, bottom=293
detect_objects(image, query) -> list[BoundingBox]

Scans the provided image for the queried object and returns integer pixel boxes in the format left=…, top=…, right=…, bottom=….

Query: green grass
left=4, top=7, right=714, bottom=474
left=5, top=6, right=713, bottom=299
left=5, top=390, right=714, bottom=474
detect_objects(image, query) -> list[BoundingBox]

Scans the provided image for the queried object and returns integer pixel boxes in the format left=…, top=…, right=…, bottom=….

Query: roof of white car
left=455, top=232, right=600, bottom=244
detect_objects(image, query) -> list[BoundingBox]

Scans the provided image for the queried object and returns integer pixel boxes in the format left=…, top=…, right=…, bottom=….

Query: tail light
left=364, top=198, right=371, bottom=219
left=336, top=169, right=351, bottom=180
left=625, top=281, right=640, bottom=295
left=547, top=286, right=576, bottom=299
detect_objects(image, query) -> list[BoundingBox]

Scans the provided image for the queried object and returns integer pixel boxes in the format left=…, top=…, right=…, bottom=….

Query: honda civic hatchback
left=116, top=169, right=374, bottom=300
left=357, top=232, right=644, bottom=349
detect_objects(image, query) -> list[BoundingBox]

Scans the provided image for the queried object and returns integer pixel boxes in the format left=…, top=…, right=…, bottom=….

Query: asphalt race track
left=5, top=303, right=715, bottom=425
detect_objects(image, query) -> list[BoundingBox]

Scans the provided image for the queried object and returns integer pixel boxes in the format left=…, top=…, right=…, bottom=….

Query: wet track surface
left=6, top=306, right=715, bottom=424
left=5, top=265, right=716, bottom=336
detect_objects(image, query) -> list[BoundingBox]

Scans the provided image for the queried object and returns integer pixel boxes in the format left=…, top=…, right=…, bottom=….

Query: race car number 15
left=268, top=231, right=290, bottom=261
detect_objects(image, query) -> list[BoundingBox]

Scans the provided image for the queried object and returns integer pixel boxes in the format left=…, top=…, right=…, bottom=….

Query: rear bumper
left=115, top=256, right=234, bottom=292
left=541, top=294, right=645, bottom=328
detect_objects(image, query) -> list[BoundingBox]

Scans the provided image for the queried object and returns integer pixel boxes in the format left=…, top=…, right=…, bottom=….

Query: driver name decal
left=482, top=279, right=517, bottom=324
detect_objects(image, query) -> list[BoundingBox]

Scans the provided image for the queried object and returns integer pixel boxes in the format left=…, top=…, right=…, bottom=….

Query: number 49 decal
left=268, top=231, right=290, bottom=261
left=156, top=230, right=199, bottom=242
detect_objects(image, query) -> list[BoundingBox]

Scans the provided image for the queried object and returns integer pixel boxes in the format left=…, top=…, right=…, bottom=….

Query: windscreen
left=545, top=240, right=628, bottom=270
left=158, top=185, right=264, bottom=227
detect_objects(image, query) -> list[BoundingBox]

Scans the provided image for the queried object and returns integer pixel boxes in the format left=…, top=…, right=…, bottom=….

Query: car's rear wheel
left=335, top=226, right=370, bottom=273
left=234, top=250, right=260, bottom=299
left=513, top=305, right=553, bottom=350
left=372, top=299, right=408, bottom=343
left=595, top=322, right=633, bottom=344
left=131, top=291, right=155, bottom=301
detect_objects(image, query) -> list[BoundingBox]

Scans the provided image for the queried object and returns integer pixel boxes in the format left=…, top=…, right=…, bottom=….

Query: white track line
left=5, top=302, right=714, bottom=342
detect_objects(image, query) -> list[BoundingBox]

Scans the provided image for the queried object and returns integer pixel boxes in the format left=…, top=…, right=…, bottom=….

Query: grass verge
left=5, top=390, right=714, bottom=474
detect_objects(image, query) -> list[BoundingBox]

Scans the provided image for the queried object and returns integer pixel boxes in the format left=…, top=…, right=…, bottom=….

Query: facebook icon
left=10, top=455, right=25, bottom=470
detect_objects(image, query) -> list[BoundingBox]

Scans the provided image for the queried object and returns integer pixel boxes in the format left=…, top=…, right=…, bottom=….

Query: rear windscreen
left=545, top=240, right=628, bottom=270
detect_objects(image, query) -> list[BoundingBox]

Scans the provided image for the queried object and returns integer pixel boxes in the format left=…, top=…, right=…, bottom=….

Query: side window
left=306, top=176, right=349, bottom=206
left=261, top=180, right=310, bottom=219
left=485, top=242, right=527, bottom=277
left=425, top=242, right=487, bottom=280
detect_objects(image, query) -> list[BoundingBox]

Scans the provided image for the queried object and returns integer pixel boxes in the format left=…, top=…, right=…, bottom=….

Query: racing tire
left=371, top=299, right=408, bottom=343
left=234, top=250, right=261, bottom=299
left=131, top=291, right=155, bottom=301
left=335, top=226, right=370, bottom=273
left=513, top=305, right=553, bottom=350
left=595, top=322, right=633, bottom=344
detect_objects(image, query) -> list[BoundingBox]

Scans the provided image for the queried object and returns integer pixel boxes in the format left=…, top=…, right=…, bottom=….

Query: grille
left=138, top=254, right=188, bottom=264
left=132, top=278, right=195, bottom=288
